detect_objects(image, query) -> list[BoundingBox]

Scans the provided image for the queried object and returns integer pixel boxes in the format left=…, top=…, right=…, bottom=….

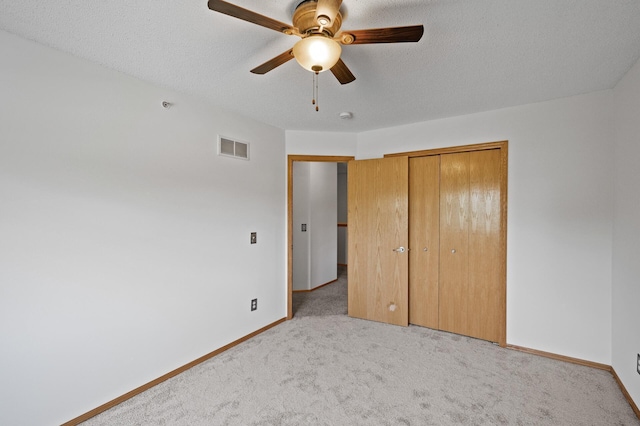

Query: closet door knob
left=393, top=246, right=406, bottom=253
left=451, top=249, right=456, bottom=254
left=423, top=247, right=428, bottom=252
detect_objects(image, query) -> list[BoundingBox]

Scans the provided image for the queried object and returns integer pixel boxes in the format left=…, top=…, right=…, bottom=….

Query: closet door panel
left=409, top=156, right=440, bottom=328
left=468, top=149, right=502, bottom=342
left=439, top=152, right=470, bottom=336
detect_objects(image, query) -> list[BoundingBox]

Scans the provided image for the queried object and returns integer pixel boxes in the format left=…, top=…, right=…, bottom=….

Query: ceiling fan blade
left=250, top=49, right=295, bottom=75
left=341, top=25, right=424, bottom=44
left=315, top=0, right=342, bottom=27
left=330, top=58, right=356, bottom=85
left=208, top=0, right=295, bottom=34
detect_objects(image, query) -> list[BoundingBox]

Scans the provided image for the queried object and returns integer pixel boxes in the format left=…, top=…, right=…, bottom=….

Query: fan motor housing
left=293, top=0, right=343, bottom=36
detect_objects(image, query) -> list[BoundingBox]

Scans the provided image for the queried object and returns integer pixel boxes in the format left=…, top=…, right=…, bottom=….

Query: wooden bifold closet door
left=410, top=149, right=503, bottom=343
left=408, top=155, right=440, bottom=329
left=347, top=144, right=505, bottom=345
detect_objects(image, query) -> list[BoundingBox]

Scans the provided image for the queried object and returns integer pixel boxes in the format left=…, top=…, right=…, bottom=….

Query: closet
left=409, top=149, right=503, bottom=343
left=348, top=142, right=506, bottom=346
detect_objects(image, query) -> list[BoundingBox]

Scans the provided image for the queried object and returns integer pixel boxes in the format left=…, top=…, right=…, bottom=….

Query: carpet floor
left=82, top=268, right=638, bottom=425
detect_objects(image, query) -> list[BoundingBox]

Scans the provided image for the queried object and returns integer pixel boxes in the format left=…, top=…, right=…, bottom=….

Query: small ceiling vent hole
left=219, top=136, right=250, bottom=160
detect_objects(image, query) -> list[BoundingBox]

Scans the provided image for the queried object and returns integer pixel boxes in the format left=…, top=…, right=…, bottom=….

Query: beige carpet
left=82, top=268, right=638, bottom=425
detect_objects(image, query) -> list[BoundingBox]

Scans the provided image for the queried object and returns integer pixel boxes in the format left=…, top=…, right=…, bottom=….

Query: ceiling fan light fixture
left=293, top=35, right=342, bottom=73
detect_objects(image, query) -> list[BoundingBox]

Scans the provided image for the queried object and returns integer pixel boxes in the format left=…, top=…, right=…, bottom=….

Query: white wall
left=286, top=130, right=357, bottom=156
left=292, top=162, right=311, bottom=290
left=356, top=91, right=615, bottom=364
left=613, top=56, right=640, bottom=406
left=309, top=162, right=337, bottom=288
left=0, top=30, right=286, bottom=426
left=337, top=164, right=348, bottom=265
left=292, top=162, right=337, bottom=290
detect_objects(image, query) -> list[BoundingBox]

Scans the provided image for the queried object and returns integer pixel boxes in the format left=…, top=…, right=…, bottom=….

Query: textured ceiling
left=1, top=0, right=640, bottom=132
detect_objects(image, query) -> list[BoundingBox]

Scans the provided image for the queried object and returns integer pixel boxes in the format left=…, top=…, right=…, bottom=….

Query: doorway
left=287, top=155, right=354, bottom=319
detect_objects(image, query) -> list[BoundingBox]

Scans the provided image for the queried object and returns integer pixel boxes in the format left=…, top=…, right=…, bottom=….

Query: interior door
left=348, top=156, right=409, bottom=326
left=409, top=156, right=440, bottom=328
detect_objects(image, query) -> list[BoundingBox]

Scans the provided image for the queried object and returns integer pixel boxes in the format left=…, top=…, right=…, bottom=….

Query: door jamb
left=287, top=155, right=355, bottom=320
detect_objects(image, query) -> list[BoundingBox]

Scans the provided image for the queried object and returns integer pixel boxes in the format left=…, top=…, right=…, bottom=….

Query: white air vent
left=218, top=136, right=250, bottom=160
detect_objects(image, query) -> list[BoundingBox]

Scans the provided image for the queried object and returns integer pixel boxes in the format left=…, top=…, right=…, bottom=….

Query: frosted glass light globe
left=293, top=35, right=342, bottom=73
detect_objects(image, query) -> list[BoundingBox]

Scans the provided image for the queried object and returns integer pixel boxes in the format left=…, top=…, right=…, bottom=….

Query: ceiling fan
left=207, top=0, right=424, bottom=85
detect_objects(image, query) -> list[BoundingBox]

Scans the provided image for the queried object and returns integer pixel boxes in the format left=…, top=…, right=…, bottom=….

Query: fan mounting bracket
left=293, top=0, right=343, bottom=37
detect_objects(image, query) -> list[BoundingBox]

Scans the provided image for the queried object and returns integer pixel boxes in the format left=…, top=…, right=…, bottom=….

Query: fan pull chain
left=312, top=71, right=320, bottom=112
left=312, top=72, right=315, bottom=107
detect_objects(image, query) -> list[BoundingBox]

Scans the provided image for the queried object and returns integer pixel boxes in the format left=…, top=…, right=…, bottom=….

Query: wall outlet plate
left=251, top=298, right=257, bottom=311
left=637, top=353, right=639, bottom=375
left=250, top=232, right=257, bottom=244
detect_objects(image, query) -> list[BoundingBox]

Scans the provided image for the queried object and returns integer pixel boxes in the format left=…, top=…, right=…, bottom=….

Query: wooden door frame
left=386, top=140, right=508, bottom=347
left=287, top=155, right=355, bottom=320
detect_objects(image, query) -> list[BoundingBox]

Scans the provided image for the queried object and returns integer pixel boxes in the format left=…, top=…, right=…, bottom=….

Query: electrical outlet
left=637, top=353, right=640, bottom=375
left=250, top=232, right=257, bottom=244
left=301, top=224, right=307, bottom=232
left=251, top=298, right=257, bottom=311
